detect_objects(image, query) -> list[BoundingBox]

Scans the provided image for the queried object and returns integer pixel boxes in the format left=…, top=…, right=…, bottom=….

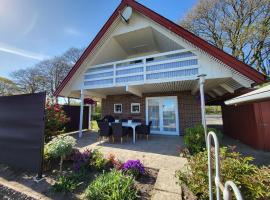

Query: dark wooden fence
left=62, top=105, right=89, bottom=132
left=0, top=92, right=46, bottom=174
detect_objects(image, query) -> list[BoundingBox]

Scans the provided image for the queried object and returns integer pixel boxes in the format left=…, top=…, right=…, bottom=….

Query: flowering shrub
left=45, top=135, right=76, bottom=173
left=90, top=149, right=108, bottom=171
left=176, top=147, right=270, bottom=200
left=45, top=100, right=70, bottom=143
left=71, top=149, right=91, bottom=172
left=122, top=160, right=145, bottom=178
left=107, top=154, right=123, bottom=170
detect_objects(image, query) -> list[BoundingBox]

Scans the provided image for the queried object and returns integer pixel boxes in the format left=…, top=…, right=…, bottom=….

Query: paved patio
left=73, top=132, right=187, bottom=171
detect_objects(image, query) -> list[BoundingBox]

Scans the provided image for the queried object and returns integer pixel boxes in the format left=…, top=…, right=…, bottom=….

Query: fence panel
left=62, top=105, right=89, bottom=132
left=0, top=92, right=46, bottom=174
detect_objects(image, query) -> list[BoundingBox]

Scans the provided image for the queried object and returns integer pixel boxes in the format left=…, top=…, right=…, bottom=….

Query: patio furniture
left=122, top=122, right=141, bottom=144
left=132, top=119, right=142, bottom=123
left=120, top=119, right=128, bottom=122
left=97, top=121, right=111, bottom=142
left=111, top=122, right=130, bottom=144
left=135, top=121, right=152, bottom=140
left=102, top=115, right=115, bottom=123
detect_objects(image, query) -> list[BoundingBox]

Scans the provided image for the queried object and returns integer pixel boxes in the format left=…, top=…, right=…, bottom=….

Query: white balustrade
left=84, top=49, right=199, bottom=88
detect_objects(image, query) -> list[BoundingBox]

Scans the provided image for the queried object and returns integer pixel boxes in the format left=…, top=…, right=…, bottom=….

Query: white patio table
left=109, top=122, right=141, bottom=144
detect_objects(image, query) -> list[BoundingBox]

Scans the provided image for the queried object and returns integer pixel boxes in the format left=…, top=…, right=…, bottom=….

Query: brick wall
left=101, top=91, right=201, bottom=135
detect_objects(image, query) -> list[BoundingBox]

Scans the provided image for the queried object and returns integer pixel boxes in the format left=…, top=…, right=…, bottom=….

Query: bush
left=92, top=112, right=101, bottom=121
left=122, top=160, right=145, bottom=178
left=176, top=147, right=270, bottom=200
left=52, top=172, right=84, bottom=193
left=45, top=101, right=70, bottom=143
left=45, top=135, right=76, bottom=173
left=107, top=154, right=123, bottom=170
left=90, top=120, right=99, bottom=131
left=184, top=124, right=222, bottom=154
left=90, top=149, right=108, bottom=171
left=205, top=106, right=221, bottom=114
left=84, top=169, right=137, bottom=200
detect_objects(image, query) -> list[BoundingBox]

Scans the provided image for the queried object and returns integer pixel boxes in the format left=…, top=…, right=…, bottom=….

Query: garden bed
left=43, top=161, right=158, bottom=200
left=0, top=148, right=158, bottom=200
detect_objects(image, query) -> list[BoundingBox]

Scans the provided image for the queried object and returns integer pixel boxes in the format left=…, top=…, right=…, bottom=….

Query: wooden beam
left=191, top=82, right=199, bottom=95
left=220, top=83, right=234, bottom=93
left=126, top=85, right=142, bottom=97
left=212, top=88, right=223, bottom=96
left=232, top=74, right=252, bottom=88
left=84, top=91, right=106, bottom=99
left=207, top=91, right=216, bottom=98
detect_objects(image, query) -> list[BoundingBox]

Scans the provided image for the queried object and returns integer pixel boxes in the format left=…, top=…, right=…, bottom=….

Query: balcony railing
left=84, top=49, right=199, bottom=89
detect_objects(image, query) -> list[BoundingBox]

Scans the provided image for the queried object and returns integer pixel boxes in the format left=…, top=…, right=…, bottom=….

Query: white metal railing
left=207, top=131, right=243, bottom=200
left=84, top=49, right=199, bottom=89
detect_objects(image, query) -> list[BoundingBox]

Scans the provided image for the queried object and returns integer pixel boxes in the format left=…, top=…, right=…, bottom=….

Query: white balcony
left=84, top=49, right=199, bottom=89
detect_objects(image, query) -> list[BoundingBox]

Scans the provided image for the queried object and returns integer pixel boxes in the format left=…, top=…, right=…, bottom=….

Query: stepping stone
left=151, top=189, right=182, bottom=200
left=154, top=168, right=182, bottom=195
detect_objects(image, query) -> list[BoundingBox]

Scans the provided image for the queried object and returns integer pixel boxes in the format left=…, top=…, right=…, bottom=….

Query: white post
left=79, top=89, right=84, bottom=138
left=198, top=74, right=207, bottom=143
left=88, top=105, right=92, bottom=130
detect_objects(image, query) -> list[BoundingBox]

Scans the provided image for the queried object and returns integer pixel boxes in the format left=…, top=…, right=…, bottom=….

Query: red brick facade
left=101, top=91, right=201, bottom=135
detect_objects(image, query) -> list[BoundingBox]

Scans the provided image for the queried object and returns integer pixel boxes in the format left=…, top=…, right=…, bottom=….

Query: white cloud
left=65, top=27, right=82, bottom=36
left=0, top=43, right=49, bottom=60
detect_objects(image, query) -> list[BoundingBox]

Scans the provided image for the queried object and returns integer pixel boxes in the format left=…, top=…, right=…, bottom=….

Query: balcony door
left=146, top=96, right=179, bottom=135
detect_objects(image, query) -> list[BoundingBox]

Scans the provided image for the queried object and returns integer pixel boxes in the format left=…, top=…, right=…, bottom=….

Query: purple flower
left=71, top=149, right=91, bottom=172
left=122, top=160, right=145, bottom=177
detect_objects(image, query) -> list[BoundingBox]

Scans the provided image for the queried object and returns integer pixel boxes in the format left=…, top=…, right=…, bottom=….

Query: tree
left=0, top=76, right=19, bottom=96
left=10, top=67, right=46, bottom=93
left=10, top=47, right=84, bottom=96
left=180, top=0, right=270, bottom=76
left=62, top=47, right=84, bottom=65
left=36, top=47, right=84, bottom=97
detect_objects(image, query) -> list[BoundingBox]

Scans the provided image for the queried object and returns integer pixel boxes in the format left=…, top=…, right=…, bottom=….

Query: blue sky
left=0, top=0, right=197, bottom=78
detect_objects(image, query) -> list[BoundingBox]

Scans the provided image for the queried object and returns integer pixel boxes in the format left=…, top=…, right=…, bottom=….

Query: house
left=223, top=85, right=270, bottom=151
left=54, top=0, right=265, bottom=137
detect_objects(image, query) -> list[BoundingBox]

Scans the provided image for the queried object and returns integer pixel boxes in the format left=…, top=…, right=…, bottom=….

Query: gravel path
left=0, top=184, right=35, bottom=200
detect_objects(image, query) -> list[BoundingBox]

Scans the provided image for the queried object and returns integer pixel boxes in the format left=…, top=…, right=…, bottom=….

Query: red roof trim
left=54, top=0, right=266, bottom=96
left=54, top=1, right=127, bottom=96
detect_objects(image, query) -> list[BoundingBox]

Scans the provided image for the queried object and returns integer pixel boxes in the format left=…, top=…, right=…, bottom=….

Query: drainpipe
left=198, top=74, right=207, bottom=143
left=79, top=89, right=84, bottom=138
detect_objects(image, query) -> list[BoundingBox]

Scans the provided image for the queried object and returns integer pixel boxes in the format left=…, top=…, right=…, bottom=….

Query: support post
left=198, top=74, right=207, bottom=143
left=88, top=105, right=92, bottom=130
left=79, top=89, right=84, bottom=138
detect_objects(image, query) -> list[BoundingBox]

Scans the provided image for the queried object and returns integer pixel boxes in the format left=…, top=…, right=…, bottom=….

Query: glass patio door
left=146, top=97, right=179, bottom=135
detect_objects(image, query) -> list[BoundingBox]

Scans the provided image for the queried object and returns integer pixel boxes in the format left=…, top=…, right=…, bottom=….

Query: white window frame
left=114, top=104, right=122, bottom=113
left=131, top=103, right=140, bottom=113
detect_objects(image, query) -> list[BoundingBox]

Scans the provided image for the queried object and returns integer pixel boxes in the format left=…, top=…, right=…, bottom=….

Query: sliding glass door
left=146, top=96, right=179, bottom=135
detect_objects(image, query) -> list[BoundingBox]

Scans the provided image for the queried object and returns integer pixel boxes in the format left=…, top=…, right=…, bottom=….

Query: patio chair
left=97, top=121, right=111, bottom=142
left=132, top=119, right=142, bottom=123
left=120, top=119, right=128, bottom=122
left=102, top=115, right=115, bottom=123
left=135, top=121, right=152, bottom=140
left=111, top=122, right=130, bottom=144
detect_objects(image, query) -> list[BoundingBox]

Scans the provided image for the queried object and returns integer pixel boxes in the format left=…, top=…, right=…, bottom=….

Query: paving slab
left=154, top=168, right=182, bottom=195
left=151, top=190, right=182, bottom=200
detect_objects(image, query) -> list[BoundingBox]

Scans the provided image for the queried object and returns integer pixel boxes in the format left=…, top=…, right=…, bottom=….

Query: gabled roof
left=54, top=0, right=266, bottom=96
